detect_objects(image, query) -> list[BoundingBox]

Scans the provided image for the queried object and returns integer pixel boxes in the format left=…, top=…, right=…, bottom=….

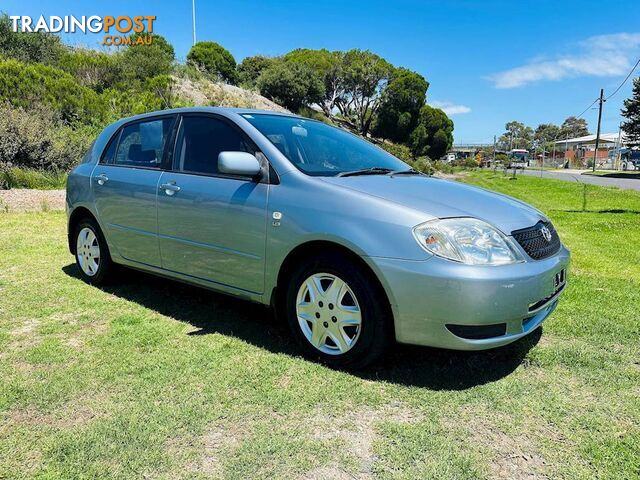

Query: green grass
left=582, top=170, right=640, bottom=179
left=0, top=167, right=67, bottom=190
left=1, top=172, right=639, bottom=479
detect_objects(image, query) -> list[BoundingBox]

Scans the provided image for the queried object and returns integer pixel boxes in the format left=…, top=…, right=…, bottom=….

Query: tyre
left=284, top=252, right=392, bottom=369
left=73, top=217, right=113, bottom=285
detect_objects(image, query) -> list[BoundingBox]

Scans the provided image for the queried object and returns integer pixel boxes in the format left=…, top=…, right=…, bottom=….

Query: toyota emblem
left=541, top=225, right=552, bottom=242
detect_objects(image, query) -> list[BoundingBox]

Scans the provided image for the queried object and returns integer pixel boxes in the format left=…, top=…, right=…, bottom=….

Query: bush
left=237, top=55, right=274, bottom=87
left=377, top=142, right=413, bottom=163
left=0, top=166, right=66, bottom=189
left=0, top=58, right=106, bottom=125
left=0, top=103, right=94, bottom=172
left=0, top=14, right=65, bottom=64
left=187, top=41, right=238, bottom=84
left=57, top=48, right=124, bottom=92
left=257, top=61, right=324, bottom=112
left=121, top=33, right=175, bottom=83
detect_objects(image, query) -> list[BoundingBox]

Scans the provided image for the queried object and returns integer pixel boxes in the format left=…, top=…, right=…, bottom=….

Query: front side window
left=242, top=114, right=407, bottom=176
left=175, top=116, right=254, bottom=175
left=113, top=117, right=174, bottom=168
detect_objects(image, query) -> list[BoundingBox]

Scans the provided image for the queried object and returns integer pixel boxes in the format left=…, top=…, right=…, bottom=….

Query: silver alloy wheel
left=295, top=273, right=362, bottom=355
left=76, top=227, right=100, bottom=277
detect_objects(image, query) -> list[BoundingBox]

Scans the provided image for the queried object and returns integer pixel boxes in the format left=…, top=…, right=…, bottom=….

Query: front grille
left=511, top=221, right=561, bottom=260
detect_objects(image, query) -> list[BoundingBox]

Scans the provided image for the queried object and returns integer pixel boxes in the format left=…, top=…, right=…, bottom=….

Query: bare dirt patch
left=0, top=189, right=64, bottom=212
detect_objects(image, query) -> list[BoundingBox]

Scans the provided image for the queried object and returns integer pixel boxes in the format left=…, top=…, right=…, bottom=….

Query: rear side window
left=175, top=116, right=254, bottom=175
left=113, top=117, right=174, bottom=168
left=100, top=135, right=118, bottom=164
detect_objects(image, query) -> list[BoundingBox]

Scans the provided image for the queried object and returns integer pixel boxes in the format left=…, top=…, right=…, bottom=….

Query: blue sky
left=4, top=0, right=640, bottom=143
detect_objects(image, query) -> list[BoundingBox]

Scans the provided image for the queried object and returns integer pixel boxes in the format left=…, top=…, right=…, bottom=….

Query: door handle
left=95, top=173, right=109, bottom=185
left=160, top=182, right=181, bottom=196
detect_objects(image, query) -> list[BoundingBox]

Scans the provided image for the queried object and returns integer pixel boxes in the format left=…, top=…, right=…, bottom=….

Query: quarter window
left=113, top=118, right=174, bottom=168
left=175, top=116, right=254, bottom=175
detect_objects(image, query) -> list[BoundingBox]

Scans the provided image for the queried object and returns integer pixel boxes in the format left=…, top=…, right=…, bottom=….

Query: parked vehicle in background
left=66, top=107, right=570, bottom=368
left=508, top=149, right=530, bottom=169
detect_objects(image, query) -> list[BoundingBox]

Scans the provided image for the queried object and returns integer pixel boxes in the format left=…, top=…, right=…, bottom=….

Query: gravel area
left=0, top=189, right=65, bottom=212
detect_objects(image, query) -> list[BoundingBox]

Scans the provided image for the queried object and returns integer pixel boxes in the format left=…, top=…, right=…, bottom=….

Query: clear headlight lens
left=413, top=218, right=524, bottom=265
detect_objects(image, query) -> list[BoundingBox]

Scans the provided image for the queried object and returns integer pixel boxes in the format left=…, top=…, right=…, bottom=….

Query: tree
left=533, top=123, right=560, bottom=151
left=410, top=105, right=454, bottom=159
left=373, top=67, right=428, bottom=143
left=121, top=33, right=174, bottom=82
left=284, top=49, right=347, bottom=117
left=58, top=48, right=124, bottom=92
left=257, top=61, right=324, bottom=112
left=498, top=121, right=533, bottom=150
left=621, top=77, right=640, bottom=147
left=559, top=116, right=589, bottom=139
left=237, top=55, right=275, bottom=87
left=341, top=49, right=394, bottom=136
left=187, top=41, right=238, bottom=84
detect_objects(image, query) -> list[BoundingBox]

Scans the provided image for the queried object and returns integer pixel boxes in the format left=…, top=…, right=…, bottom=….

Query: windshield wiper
left=386, top=168, right=425, bottom=177
left=337, top=167, right=394, bottom=177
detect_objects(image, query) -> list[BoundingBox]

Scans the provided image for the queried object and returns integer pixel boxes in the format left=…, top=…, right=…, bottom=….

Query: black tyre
left=73, top=217, right=113, bottom=285
left=284, top=251, right=392, bottom=369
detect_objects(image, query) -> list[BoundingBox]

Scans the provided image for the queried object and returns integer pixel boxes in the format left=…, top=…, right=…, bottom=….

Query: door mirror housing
left=218, top=151, right=262, bottom=177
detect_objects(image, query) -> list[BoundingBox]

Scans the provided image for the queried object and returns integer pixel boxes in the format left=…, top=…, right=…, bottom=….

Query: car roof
left=111, top=107, right=300, bottom=129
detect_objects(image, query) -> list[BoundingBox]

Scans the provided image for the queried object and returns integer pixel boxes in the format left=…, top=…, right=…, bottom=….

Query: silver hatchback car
left=66, top=107, right=569, bottom=367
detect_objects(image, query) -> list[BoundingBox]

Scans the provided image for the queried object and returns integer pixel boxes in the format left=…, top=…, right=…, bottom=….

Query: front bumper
left=368, top=245, right=570, bottom=350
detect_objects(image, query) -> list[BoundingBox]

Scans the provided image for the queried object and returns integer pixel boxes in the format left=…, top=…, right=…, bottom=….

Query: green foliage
left=494, top=152, right=510, bottom=164
left=0, top=166, right=67, bottom=189
left=377, top=141, right=413, bottom=163
left=0, top=13, right=64, bottom=64
left=0, top=58, right=105, bottom=125
left=0, top=103, right=94, bottom=172
left=121, top=33, right=175, bottom=83
left=57, top=48, right=124, bottom=92
left=257, top=60, right=324, bottom=112
left=410, top=105, right=454, bottom=159
left=284, top=49, right=346, bottom=116
left=187, top=41, right=238, bottom=84
left=560, top=115, right=589, bottom=139
left=237, top=55, right=275, bottom=87
left=498, top=120, right=533, bottom=150
left=534, top=123, right=560, bottom=150
left=342, top=49, right=394, bottom=135
left=621, top=77, right=640, bottom=147
left=373, top=67, right=429, bottom=143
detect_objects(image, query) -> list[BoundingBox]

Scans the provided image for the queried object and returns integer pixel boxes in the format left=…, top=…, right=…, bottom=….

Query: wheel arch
left=67, top=206, right=98, bottom=254
left=271, top=240, right=394, bottom=329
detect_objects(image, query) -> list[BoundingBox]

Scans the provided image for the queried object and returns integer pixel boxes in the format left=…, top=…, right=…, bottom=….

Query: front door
left=92, top=116, right=175, bottom=267
left=157, top=114, right=268, bottom=293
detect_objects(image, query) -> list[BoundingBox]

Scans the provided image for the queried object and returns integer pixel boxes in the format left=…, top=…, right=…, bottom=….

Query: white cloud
left=430, top=101, right=471, bottom=115
left=488, top=32, right=640, bottom=89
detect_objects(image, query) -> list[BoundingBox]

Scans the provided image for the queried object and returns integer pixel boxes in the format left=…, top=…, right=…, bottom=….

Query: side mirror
left=218, top=151, right=262, bottom=177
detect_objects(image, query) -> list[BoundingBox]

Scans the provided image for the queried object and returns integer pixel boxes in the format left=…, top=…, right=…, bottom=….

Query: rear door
left=92, top=115, right=176, bottom=267
left=156, top=114, right=268, bottom=293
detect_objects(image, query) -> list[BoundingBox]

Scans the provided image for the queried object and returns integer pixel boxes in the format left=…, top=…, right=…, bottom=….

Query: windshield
left=242, top=114, right=408, bottom=176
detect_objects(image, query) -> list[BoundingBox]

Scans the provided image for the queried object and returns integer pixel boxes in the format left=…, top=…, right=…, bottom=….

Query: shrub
left=0, top=14, right=65, bottom=64
left=57, top=48, right=124, bottom=92
left=257, top=61, right=324, bottom=112
left=377, top=142, right=413, bottom=163
left=0, top=58, right=106, bottom=125
left=187, top=41, right=238, bottom=84
left=0, top=103, right=94, bottom=172
left=121, top=33, right=175, bottom=83
left=237, top=55, right=275, bottom=87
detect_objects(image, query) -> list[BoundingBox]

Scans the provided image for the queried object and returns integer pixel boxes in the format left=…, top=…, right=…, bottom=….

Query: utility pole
left=192, top=0, right=197, bottom=46
left=492, top=135, right=496, bottom=167
left=593, top=88, right=604, bottom=172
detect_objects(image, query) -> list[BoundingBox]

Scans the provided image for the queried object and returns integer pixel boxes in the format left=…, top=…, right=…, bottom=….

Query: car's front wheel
left=74, top=217, right=113, bottom=285
left=285, top=252, right=392, bottom=368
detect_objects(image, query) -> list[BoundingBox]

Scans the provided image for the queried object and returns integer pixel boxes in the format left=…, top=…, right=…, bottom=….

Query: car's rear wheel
left=74, top=217, right=112, bottom=285
left=284, top=252, right=392, bottom=368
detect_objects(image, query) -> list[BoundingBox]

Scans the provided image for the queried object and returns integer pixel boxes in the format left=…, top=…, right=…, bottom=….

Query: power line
left=605, top=56, right=640, bottom=101
left=576, top=97, right=599, bottom=119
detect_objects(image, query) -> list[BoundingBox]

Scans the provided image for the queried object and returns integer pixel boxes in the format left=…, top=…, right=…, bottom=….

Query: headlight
left=413, top=218, right=524, bottom=265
